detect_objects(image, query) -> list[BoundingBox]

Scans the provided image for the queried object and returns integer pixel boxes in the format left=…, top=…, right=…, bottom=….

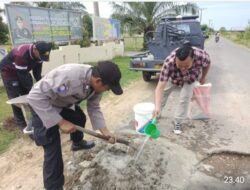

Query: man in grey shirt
left=27, top=61, right=123, bottom=190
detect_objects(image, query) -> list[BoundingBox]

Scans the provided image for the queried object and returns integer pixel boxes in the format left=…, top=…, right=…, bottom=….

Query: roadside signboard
left=93, top=16, right=121, bottom=41
left=5, top=4, right=83, bottom=45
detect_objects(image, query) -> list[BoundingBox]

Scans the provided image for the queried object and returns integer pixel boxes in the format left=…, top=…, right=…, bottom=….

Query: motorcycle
left=215, top=36, right=219, bottom=43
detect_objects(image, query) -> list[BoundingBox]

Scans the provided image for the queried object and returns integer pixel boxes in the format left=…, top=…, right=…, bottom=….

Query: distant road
left=205, top=36, right=250, bottom=152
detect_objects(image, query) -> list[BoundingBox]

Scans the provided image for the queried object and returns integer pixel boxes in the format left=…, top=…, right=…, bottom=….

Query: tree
left=171, top=3, right=198, bottom=16
left=244, top=20, right=250, bottom=39
left=81, top=14, right=93, bottom=47
left=219, top=27, right=226, bottom=33
left=201, top=24, right=213, bottom=36
left=33, top=2, right=87, bottom=13
left=112, top=2, right=175, bottom=49
left=201, top=24, right=209, bottom=31
left=111, top=2, right=198, bottom=49
left=0, top=16, right=9, bottom=44
left=10, top=2, right=32, bottom=6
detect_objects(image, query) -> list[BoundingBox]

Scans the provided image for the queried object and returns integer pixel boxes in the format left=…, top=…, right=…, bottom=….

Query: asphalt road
left=206, top=37, right=250, bottom=152
left=154, top=36, right=250, bottom=190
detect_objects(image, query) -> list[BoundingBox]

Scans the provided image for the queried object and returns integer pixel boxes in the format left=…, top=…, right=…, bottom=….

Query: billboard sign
left=5, top=4, right=83, bottom=45
left=93, top=16, right=121, bottom=41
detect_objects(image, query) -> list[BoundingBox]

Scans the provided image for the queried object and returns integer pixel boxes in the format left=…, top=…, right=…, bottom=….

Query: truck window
left=189, top=23, right=203, bottom=35
left=172, top=22, right=202, bottom=35
left=173, top=23, right=191, bottom=34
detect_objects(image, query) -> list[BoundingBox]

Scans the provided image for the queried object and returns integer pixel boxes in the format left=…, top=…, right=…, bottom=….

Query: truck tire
left=142, top=71, right=151, bottom=82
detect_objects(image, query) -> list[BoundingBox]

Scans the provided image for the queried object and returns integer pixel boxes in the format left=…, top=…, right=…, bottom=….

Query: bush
left=244, top=21, right=250, bottom=39
left=80, top=29, right=91, bottom=47
left=51, top=42, right=59, bottom=50
left=0, top=16, right=9, bottom=44
left=80, top=14, right=92, bottom=48
left=236, top=32, right=244, bottom=39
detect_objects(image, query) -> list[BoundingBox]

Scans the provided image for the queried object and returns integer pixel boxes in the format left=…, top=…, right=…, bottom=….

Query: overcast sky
left=197, top=2, right=250, bottom=30
left=1, top=1, right=250, bottom=30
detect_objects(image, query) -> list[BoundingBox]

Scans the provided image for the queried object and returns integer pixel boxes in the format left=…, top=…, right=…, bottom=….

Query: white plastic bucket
left=133, top=102, right=155, bottom=133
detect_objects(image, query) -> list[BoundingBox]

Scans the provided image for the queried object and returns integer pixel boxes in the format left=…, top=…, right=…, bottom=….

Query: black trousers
left=31, top=105, right=86, bottom=190
left=2, top=78, right=30, bottom=127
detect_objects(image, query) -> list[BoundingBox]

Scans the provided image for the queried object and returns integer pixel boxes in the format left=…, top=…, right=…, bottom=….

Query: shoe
left=173, top=122, right=182, bottom=135
left=46, top=187, right=63, bottom=190
left=71, top=140, right=95, bottom=151
left=23, top=121, right=34, bottom=135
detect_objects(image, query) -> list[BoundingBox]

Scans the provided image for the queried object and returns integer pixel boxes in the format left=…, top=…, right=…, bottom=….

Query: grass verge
left=223, top=32, right=250, bottom=49
left=0, top=127, right=16, bottom=154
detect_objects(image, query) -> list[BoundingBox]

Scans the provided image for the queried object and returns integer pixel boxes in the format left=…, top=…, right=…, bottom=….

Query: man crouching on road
left=153, top=42, right=210, bottom=134
left=27, top=61, right=123, bottom=190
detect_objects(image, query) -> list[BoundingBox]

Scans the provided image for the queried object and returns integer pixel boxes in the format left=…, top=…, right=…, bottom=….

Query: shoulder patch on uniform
left=55, top=84, right=69, bottom=93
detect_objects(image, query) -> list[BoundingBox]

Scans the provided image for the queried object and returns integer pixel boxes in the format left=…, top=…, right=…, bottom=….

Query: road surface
left=155, top=36, right=250, bottom=190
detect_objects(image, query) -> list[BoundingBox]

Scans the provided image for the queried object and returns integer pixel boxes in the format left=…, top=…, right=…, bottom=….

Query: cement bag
left=188, top=82, right=212, bottom=120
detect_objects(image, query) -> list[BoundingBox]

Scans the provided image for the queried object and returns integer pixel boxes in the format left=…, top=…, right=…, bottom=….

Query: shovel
left=75, top=125, right=130, bottom=146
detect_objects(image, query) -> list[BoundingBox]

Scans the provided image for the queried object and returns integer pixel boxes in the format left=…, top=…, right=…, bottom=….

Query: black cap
left=95, top=61, right=123, bottom=95
left=34, top=41, right=52, bottom=61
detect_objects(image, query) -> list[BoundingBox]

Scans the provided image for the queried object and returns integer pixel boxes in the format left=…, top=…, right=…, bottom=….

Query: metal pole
left=199, top=8, right=206, bottom=23
left=93, top=2, right=100, bottom=45
left=93, top=2, right=100, bottom=17
left=200, top=9, right=202, bottom=23
left=209, top=19, right=212, bottom=28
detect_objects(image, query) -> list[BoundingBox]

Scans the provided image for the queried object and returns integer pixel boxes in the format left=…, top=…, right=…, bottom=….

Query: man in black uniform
left=0, top=41, right=52, bottom=129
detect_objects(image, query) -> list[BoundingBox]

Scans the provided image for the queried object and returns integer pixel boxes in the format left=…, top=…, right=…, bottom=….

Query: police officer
left=14, top=16, right=32, bottom=40
left=0, top=41, right=52, bottom=129
left=27, top=61, right=123, bottom=190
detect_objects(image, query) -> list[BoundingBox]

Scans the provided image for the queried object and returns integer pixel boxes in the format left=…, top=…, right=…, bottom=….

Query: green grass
left=112, top=56, right=141, bottom=86
left=0, top=86, right=15, bottom=154
left=0, top=86, right=12, bottom=122
left=223, top=32, right=250, bottom=49
left=124, top=37, right=144, bottom=51
left=0, top=127, right=16, bottom=154
left=0, top=56, right=140, bottom=153
left=0, top=44, right=12, bottom=53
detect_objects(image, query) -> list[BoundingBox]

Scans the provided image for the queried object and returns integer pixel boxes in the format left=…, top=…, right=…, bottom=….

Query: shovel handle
left=75, top=125, right=130, bottom=146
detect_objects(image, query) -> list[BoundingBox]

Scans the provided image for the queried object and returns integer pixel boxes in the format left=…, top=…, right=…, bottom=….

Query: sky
left=84, top=1, right=250, bottom=30
left=1, top=1, right=250, bottom=30
left=197, top=2, right=250, bottom=30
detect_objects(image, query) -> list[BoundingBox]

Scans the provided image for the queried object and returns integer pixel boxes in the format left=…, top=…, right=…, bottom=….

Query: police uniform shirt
left=27, top=63, right=107, bottom=130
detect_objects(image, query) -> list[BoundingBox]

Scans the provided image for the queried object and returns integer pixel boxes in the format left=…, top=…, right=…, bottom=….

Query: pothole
left=198, top=151, right=250, bottom=180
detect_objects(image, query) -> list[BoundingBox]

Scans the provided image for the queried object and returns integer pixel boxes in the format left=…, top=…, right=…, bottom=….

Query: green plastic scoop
left=144, top=118, right=160, bottom=139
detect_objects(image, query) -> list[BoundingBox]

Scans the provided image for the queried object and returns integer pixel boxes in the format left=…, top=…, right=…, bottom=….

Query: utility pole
left=93, top=2, right=100, bottom=45
left=209, top=19, right=213, bottom=28
left=199, top=8, right=207, bottom=23
left=93, top=2, right=100, bottom=17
